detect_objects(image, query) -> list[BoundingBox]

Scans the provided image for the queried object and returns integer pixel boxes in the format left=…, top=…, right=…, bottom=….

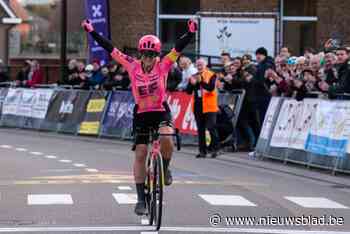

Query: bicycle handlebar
left=134, top=128, right=182, bottom=151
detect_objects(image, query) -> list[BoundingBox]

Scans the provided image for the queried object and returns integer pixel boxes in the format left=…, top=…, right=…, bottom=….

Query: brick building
left=109, top=0, right=350, bottom=56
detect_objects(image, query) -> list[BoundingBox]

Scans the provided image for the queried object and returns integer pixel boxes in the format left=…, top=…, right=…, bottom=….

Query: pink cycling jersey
left=111, top=48, right=179, bottom=114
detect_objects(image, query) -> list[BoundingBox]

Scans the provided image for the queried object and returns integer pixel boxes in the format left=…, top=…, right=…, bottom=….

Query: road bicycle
left=142, top=128, right=181, bottom=231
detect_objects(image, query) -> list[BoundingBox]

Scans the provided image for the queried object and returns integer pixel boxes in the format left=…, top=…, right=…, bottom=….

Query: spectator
left=280, top=47, right=291, bottom=59
left=310, top=55, right=321, bottom=74
left=63, top=59, right=81, bottom=86
left=255, top=47, right=275, bottom=82
left=177, top=56, right=197, bottom=91
left=254, top=47, right=273, bottom=128
left=0, top=60, right=9, bottom=83
left=242, top=54, right=253, bottom=68
left=319, top=47, right=350, bottom=95
left=15, top=60, right=31, bottom=87
left=27, top=60, right=44, bottom=88
left=323, top=52, right=338, bottom=85
left=221, top=52, right=231, bottom=65
left=232, top=57, right=242, bottom=70
left=218, top=52, right=232, bottom=79
left=236, top=67, right=262, bottom=151
left=104, top=62, right=130, bottom=90
left=75, top=61, right=88, bottom=88
left=186, top=58, right=219, bottom=158
left=218, top=62, right=241, bottom=91
left=304, top=47, right=316, bottom=60
left=167, top=63, right=182, bottom=92
left=86, top=59, right=105, bottom=89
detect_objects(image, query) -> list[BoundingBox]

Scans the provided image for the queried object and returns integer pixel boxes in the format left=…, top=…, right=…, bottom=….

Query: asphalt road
left=0, top=129, right=349, bottom=234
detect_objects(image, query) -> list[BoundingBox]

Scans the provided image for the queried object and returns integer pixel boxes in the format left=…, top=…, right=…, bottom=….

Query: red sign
left=167, top=92, right=197, bottom=135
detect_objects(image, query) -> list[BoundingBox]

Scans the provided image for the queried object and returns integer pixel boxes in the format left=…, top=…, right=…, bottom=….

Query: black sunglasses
left=140, top=50, right=159, bottom=58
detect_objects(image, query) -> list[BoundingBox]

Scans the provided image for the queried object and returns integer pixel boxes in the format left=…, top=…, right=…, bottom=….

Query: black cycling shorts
left=133, top=102, right=173, bottom=145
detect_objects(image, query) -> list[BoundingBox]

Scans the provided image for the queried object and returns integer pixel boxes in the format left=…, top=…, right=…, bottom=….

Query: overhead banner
left=85, top=0, right=110, bottom=65
left=79, top=91, right=107, bottom=135
left=305, top=100, right=350, bottom=157
left=167, top=92, right=197, bottom=135
left=200, top=17, right=275, bottom=57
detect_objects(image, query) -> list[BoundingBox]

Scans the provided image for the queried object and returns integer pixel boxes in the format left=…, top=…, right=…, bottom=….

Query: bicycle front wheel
left=154, top=155, right=164, bottom=230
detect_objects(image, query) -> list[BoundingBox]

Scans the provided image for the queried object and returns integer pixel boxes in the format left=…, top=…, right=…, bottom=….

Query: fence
left=255, top=95, right=350, bottom=175
left=0, top=87, right=245, bottom=149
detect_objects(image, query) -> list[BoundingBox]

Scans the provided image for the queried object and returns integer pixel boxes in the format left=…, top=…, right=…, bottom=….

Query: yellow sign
left=79, top=121, right=100, bottom=135
left=87, top=99, right=106, bottom=113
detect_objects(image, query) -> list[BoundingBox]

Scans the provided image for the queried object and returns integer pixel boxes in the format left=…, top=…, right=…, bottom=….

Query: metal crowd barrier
left=255, top=95, right=350, bottom=175
left=0, top=87, right=246, bottom=151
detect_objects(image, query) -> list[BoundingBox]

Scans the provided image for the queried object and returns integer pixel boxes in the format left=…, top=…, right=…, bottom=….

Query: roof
left=0, top=0, right=22, bottom=24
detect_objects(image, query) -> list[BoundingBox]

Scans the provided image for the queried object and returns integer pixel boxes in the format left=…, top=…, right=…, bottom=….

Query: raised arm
left=162, top=19, right=198, bottom=69
left=82, top=20, right=133, bottom=69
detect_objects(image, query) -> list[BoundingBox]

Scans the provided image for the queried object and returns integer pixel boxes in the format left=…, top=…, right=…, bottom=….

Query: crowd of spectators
left=14, top=60, right=44, bottom=88
left=5, top=39, right=350, bottom=152
left=60, top=59, right=130, bottom=90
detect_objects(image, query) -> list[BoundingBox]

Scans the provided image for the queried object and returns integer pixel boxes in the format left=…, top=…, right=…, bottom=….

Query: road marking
left=141, top=219, right=148, bottom=225
left=0, top=226, right=347, bottom=233
left=0, top=145, right=12, bottom=149
left=141, top=232, right=157, bottom=234
left=108, top=180, right=122, bottom=183
left=30, top=152, right=43, bottom=156
left=86, top=169, right=99, bottom=173
left=199, top=194, right=257, bottom=206
left=15, top=148, right=27, bottom=152
left=82, top=180, right=91, bottom=183
left=45, top=155, right=57, bottom=159
left=59, top=160, right=72, bottom=163
left=118, top=186, right=132, bottom=191
left=285, top=196, right=348, bottom=209
left=112, top=193, right=137, bottom=204
left=73, top=164, right=86, bottom=168
left=27, top=194, right=73, bottom=205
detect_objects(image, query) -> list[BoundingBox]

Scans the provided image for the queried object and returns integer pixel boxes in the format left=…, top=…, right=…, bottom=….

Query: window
left=160, top=0, right=200, bottom=15
left=284, top=0, right=317, bottom=16
left=160, top=19, right=195, bottom=53
left=282, top=0, right=318, bottom=55
left=157, top=0, right=198, bottom=54
left=9, top=0, right=87, bottom=58
left=284, top=21, right=316, bottom=55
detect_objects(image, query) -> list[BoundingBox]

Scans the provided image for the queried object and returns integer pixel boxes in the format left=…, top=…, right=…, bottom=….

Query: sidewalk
left=180, top=146, right=350, bottom=188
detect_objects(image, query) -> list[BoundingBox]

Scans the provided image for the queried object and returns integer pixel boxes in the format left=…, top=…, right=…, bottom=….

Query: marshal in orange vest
left=192, top=68, right=219, bottom=113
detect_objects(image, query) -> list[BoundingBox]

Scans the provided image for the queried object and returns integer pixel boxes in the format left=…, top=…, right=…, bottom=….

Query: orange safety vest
left=192, top=68, right=219, bottom=113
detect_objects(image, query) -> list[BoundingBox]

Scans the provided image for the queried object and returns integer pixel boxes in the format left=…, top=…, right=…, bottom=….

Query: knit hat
left=255, top=47, right=268, bottom=57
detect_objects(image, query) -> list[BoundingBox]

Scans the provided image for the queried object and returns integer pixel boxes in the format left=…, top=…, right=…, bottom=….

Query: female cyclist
left=82, top=19, right=197, bottom=215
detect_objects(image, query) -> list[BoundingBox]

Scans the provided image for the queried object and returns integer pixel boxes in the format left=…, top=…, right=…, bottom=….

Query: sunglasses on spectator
left=140, top=50, right=159, bottom=58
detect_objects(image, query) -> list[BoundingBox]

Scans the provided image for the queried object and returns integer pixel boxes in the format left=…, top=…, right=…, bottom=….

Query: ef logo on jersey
left=137, top=81, right=159, bottom=96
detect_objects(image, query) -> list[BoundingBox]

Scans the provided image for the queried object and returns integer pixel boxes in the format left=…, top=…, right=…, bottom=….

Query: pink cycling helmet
left=138, top=35, right=161, bottom=53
